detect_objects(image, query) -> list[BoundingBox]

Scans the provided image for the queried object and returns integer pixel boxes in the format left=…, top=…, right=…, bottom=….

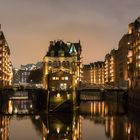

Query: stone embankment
left=128, top=88, right=140, bottom=112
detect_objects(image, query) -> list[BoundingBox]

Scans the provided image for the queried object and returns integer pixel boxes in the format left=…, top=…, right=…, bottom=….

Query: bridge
left=0, top=83, right=128, bottom=114
left=78, top=84, right=127, bottom=102
left=0, top=86, right=76, bottom=113
left=78, top=85, right=104, bottom=101
left=12, top=84, right=43, bottom=91
left=0, top=90, right=48, bottom=115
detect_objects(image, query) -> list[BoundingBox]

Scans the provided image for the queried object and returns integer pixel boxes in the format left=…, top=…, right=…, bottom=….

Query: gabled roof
left=45, top=40, right=81, bottom=57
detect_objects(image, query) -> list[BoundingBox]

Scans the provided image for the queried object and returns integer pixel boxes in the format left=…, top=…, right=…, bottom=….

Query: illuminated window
left=67, top=61, right=69, bottom=65
left=51, top=51, right=54, bottom=56
left=48, top=61, right=52, bottom=66
left=127, top=51, right=133, bottom=57
left=56, top=77, right=59, bottom=80
left=53, top=61, right=57, bottom=67
left=60, top=83, right=67, bottom=90
left=51, top=87, right=55, bottom=91
left=61, top=77, right=65, bottom=80
left=52, top=77, right=56, bottom=80
left=57, top=61, right=61, bottom=66
left=62, top=61, right=66, bottom=67
left=65, top=77, right=69, bottom=80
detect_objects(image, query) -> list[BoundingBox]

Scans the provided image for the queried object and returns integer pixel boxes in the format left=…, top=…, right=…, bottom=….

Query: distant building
left=82, top=17, right=140, bottom=89
left=127, top=17, right=140, bottom=88
left=118, top=34, right=131, bottom=88
left=13, top=68, right=31, bottom=84
left=12, top=68, right=20, bottom=84
left=19, top=69, right=31, bottom=84
left=91, top=61, right=105, bottom=85
left=82, top=61, right=104, bottom=85
left=105, top=54, right=111, bottom=84
left=0, top=116, right=10, bottom=140
left=35, top=61, right=43, bottom=69
left=116, top=17, right=140, bottom=89
left=103, top=17, right=140, bottom=89
left=82, top=64, right=91, bottom=84
left=13, top=62, right=43, bottom=84
left=105, top=49, right=118, bottom=86
left=20, top=64, right=36, bottom=70
left=0, top=25, right=12, bottom=88
left=43, top=40, right=82, bottom=90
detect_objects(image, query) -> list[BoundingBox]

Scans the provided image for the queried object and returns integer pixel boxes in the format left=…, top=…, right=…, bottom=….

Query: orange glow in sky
left=0, top=0, right=140, bottom=67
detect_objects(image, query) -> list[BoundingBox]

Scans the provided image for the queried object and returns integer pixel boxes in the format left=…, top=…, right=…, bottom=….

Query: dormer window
left=58, top=50, right=64, bottom=57
left=51, top=50, right=54, bottom=56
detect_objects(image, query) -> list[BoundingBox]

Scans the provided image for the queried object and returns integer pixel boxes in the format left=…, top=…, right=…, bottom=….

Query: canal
left=0, top=91, right=140, bottom=140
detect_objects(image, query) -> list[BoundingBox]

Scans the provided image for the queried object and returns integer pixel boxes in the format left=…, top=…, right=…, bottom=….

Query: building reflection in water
left=0, top=92, right=140, bottom=140
left=80, top=101, right=140, bottom=140
left=0, top=92, right=36, bottom=115
left=2, top=99, right=34, bottom=115
left=0, top=116, right=9, bottom=140
left=41, top=113, right=82, bottom=140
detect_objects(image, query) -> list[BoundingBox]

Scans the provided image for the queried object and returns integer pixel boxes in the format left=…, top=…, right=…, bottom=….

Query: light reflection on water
left=80, top=101, right=140, bottom=140
left=0, top=92, right=140, bottom=140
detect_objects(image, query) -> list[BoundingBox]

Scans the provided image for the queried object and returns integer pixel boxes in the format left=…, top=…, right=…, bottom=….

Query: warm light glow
left=30, top=104, right=33, bottom=108
left=56, top=127, right=60, bottom=134
left=57, top=93, right=61, bottom=98
left=8, top=100, right=13, bottom=114
left=14, top=108, right=18, bottom=114
left=65, top=76, right=69, bottom=80
left=67, top=93, right=71, bottom=99
left=127, top=51, right=133, bottom=58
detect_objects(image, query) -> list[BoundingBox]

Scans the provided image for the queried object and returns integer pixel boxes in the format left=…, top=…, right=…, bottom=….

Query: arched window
left=66, top=61, right=69, bottom=67
left=62, top=61, right=65, bottom=67
left=57, top=61, right=61, bottom=67
left=48, top=61, right=52, bottom=66
left=53, top=61, right=57, bottom=67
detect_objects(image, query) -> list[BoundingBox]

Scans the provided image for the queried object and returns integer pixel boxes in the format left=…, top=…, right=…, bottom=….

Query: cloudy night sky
left=0, top=0, right=140, bottom=67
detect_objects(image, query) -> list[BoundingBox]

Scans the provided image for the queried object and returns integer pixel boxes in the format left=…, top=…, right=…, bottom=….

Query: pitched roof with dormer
left=45, top=40, right=81, bottom=58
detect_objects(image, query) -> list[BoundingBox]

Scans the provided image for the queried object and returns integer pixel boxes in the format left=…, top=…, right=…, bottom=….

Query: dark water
left=0, top=91, right=140, bottom=140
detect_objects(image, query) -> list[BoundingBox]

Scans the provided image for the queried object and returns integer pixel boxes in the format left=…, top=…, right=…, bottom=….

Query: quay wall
left=128, top=88, right=140, bottom=112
